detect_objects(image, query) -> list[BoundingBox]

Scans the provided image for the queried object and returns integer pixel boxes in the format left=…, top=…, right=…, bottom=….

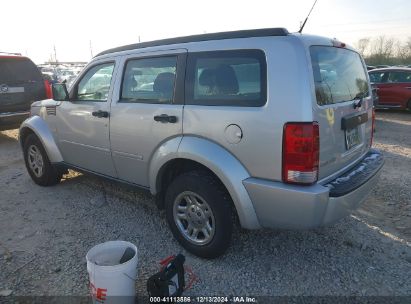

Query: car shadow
left=60, top=169, right=153, bottom=205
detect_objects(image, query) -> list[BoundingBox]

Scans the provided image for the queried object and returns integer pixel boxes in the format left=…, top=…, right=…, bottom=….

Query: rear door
left=0, top=56, right=46, bottom=113
left=109, top=49, right=186, bottom=186
left=310, top=46, right=373, bottom=180
left=384, top=71, right=411, bottom=108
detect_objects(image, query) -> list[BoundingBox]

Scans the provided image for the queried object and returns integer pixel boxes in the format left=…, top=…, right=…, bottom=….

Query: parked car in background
left=371, top=83, right=379, bottom=106
left=376, top=65, right=390, bottom=69
left=0, top=53, right=52, bottom=131
left=57, top=69, right=75, bottom=83
left=39, top=66, right=56, bottom=74
left=41, top=71, right=58, bottom=83
left=38, top=64, right=84, bottom=89
left=19, top=29, right=383, bottom=258
left=369, top=67, right=411, bottom=110
left=367, top=65, right=376, bottom=71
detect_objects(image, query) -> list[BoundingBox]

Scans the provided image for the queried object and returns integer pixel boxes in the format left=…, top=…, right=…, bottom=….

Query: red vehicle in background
left=369, top=67, right=411, bottom=110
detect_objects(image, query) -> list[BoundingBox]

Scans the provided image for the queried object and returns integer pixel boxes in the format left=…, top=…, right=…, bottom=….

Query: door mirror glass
left=52, top=83, right=69, bottom=101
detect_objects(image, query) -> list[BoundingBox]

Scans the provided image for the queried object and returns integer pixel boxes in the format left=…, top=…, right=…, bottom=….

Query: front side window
left=310, top=46, right=369, bottom=106
left=186, top=50, right=267, bottom=107
left=369, top=72, right=387, bottom=83
left=76, top=63, right=114, bottom=101
left=120, top=56, right=177, bottom=104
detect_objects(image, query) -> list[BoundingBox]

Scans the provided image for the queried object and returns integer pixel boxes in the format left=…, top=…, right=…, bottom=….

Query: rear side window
left=388, top=71, right=411, bottom=83
left=186, top=50, right=267, bottom=107
left=0, top=57, right=43, bottom=83
left=120, top=56, right=177, bottom=104
left=310, top=46, right=369, bottom=106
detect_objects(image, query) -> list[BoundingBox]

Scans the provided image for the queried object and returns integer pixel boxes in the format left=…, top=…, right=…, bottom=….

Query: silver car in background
left=19, top=28, right=384, bottom=258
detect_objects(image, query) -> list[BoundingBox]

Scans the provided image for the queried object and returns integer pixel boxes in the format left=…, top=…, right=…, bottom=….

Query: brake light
left=332, top=39, right=346, bottom=48
left=282, top=122, right=319, bottom=185
left=371, top=108, right=375, bottom=147
left=44, top=80, right=53, bottom=99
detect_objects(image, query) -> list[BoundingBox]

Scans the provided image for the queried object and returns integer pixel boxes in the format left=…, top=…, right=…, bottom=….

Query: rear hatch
left=309, top=45, right=373, bottom=181
left=0, top=56, right=46, bottom=113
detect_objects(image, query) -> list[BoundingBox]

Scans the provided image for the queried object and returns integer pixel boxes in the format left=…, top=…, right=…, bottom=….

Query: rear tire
left=165, top=171, right=233, bottom=258
left=407, top=99, right=411, bottom=111
left=23, top=134, right=62, bottom=186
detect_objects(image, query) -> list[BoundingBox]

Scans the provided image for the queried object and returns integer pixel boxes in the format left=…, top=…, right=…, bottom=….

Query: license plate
left=345, top=127, right=361, bottom=150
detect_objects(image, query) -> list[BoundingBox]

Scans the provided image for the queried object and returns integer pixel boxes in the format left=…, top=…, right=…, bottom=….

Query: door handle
left=154, top=114, right=177, bottom=123
left=92, top=110, right=109, bottom=118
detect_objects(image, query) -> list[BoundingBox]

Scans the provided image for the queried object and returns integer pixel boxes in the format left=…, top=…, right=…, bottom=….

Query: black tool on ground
left=119, top=247, right=135, bottom=264
left=147, top=254, right=186, bottom=297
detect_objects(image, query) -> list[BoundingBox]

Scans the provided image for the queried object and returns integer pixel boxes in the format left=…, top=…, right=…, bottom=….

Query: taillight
left=282, top=122, right=319, bottom=185
left=371, top=108, right=375, bottom=147
left=44, top=80, right=53, bottom=99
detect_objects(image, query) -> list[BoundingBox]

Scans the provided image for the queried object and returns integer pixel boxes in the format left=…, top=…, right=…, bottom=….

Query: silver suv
left=19, top=28, right=384, bottom=258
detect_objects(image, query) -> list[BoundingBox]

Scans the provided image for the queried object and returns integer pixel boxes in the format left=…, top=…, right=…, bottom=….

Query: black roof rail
left=0, top=51, right=22, bottom=56
left=96, top=28, right=289, bottom=57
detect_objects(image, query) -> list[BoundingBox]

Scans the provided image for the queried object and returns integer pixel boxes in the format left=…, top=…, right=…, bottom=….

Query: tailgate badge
left=0, top=84, right=8, bottom=93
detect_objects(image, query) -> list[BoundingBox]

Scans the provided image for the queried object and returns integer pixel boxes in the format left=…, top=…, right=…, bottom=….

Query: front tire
left=23, top=134, right=62, bottom=186
left=165, top=171, right=233, bottom=258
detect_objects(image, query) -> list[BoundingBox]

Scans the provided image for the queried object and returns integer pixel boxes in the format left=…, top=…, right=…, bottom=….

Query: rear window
left=185, top=50, right=267, bottom=107
left=310, top=46, right=369, bottom=106
left=0, top=57, right=43, bottom=83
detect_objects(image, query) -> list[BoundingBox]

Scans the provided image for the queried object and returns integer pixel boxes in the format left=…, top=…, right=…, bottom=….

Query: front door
left=56, top=60, right=118, bottom=176
left=109, top=50, right=186, bottom=186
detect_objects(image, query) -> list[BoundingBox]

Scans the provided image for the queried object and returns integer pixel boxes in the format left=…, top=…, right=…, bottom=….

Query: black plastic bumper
left=326, top=149, right=384, bottom=197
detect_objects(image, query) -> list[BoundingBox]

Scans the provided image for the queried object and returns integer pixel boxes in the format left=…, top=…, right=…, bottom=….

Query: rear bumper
left=243, top=149, right=384, bottom=229
left=0, top=111, right=29, bottom=130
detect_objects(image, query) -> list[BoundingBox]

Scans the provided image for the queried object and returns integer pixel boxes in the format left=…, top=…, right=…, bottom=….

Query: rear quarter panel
left=182, top=36, right=313, bottom=182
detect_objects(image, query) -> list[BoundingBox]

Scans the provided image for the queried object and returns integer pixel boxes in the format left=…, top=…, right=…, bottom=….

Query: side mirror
left=52, top=83, right=69, bottom=101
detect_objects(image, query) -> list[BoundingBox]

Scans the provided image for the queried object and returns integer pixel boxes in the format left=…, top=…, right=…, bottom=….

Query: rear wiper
left=352, top=92, right=367, bottom=109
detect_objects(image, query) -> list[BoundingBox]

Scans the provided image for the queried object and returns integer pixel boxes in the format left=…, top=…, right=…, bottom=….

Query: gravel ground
left=0, top=110, right=410, bottom=298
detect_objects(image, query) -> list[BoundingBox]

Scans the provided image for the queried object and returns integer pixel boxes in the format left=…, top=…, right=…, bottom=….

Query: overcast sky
left=1, top=0, right=410, bottom=63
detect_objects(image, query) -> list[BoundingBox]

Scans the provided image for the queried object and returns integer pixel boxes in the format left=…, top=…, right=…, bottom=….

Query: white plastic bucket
left=86, top=241, right=138, bottom=304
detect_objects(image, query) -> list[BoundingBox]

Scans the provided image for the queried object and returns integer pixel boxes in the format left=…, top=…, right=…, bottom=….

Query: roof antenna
left=298, top=0, right=318, bottom=33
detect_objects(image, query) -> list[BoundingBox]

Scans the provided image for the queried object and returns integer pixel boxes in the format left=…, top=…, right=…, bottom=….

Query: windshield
left=310, top=46, right=369, bottom=106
